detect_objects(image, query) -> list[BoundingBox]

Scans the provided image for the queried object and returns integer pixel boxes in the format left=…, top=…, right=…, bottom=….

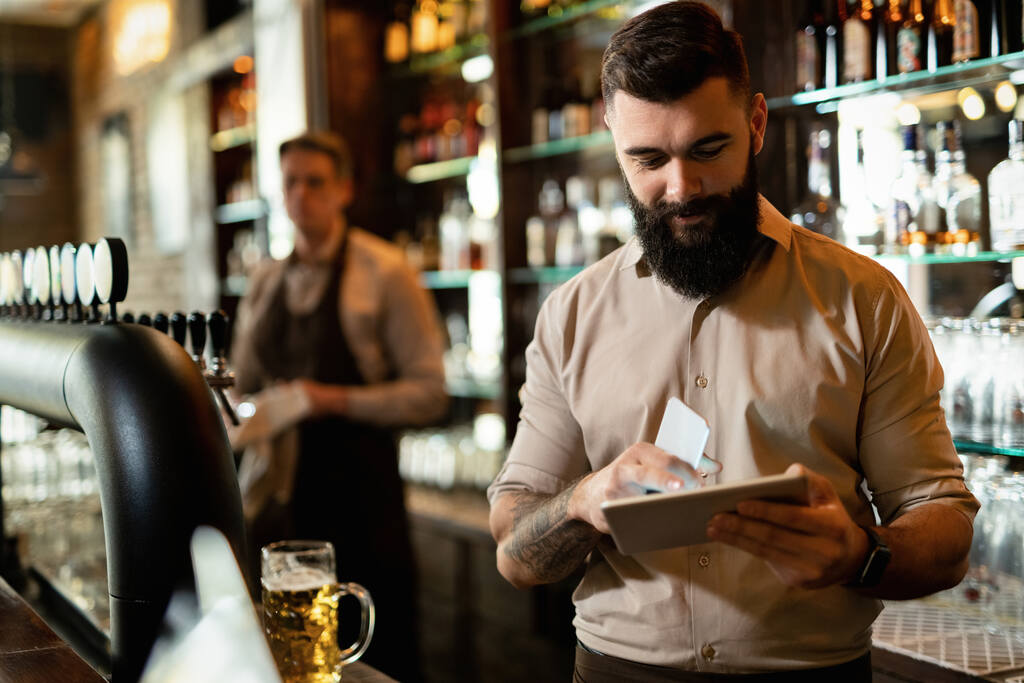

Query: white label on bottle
left=953, top=0, right=980, bottom=62
left=844, top=18, right=871, bottom=81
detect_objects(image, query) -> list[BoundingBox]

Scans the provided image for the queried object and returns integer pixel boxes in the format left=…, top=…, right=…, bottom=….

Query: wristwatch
left=846, top=526, right=891, bottom=588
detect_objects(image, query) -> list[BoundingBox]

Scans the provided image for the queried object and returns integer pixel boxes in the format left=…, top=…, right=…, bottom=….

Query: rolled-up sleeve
left=858, top=268, right=980, bottom=525
left=487, top=290, right=588, bottom=505
left=344, top=259, right=449, bottom=428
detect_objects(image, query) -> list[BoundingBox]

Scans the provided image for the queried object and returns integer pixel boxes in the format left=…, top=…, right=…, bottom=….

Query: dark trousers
left=573, top=646, right=872, bottom=683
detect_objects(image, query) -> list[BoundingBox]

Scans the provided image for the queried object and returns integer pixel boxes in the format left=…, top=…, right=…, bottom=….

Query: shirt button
left=695, top=375, right=709, bottom=388
left=701, top=644, right=716, bottom=661
left=698, top=553, right=711, bottom=568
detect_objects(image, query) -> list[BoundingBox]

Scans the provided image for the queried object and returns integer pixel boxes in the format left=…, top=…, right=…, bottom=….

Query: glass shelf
left=389, top=36, right=489, bottom=77
left=406, top=156, right=474, bottom=184
left=765, top=51, right=1024, bottom=111
left=509, top=266, right=584, bottom=284
left=215, top=198, right=267, bottom=224
left=507, top=0, right=631, bottom=39
left=446, top=376, right=501, bottom=400
left=420, top=270, right=475, bottom=289
left=209, top=123, right=256, bottom=152
left=954, top=439, right=1024, bottom=458
left=874, top=250, right=1024, bottom=266
left=504, top=130, right=613, bottom=163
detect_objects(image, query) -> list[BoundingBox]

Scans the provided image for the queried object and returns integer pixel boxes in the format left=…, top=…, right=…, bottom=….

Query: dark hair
left=278, top=131, right=353, bottom=179
left=601, top=1, right=750, bottom=113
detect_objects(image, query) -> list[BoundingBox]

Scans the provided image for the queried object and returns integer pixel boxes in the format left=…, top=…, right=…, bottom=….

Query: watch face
left=33, top=246, right=50, bottom=305
left=76, top=243, right=95, bottom=307
left=60, top=243, right=77, bottom=305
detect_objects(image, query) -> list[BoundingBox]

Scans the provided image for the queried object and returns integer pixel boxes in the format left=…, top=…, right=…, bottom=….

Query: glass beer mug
left=261, top=540, right=375, bottom=683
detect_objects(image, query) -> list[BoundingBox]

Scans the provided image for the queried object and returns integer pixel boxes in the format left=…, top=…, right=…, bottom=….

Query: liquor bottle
left=791, top=128, right=844, bottom=242
left=411, top=0, right=440, bottom=54
left=888, top=124, right=940, bottom=254
left=928, top=0, right=956, bottom=70
left=953, top=0, right=981, bottom=62
left=991, top=0, right=1024, bottom=55
left=878, top=0, right=903, bottom=79
left=843, top=0, right=877, bottom=82
left=897, top=0, right=927, bottom=73
left=823, top=0, right=844, bottom=88
left=988, top=119, right=1024, bottom=252
left=933, top=120, right=981, bottom=255
left=384, top=3, right=411, bottom=63
left=796, top=0, right=825, bottom=91
left=842, top=129, right=885, bottom=255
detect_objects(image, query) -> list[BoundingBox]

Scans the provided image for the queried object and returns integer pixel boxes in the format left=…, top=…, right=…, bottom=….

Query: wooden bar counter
left=0, top=576, right=103, bottom=682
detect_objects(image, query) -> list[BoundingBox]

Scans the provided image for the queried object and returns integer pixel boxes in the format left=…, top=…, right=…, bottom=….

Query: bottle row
left=384, top=0, right=489, bottom=64
left=931, top=317, right=1024, bottom=448
left=525, top=174, right=634, bottom=268
left=398, top=414, right=506, bottom=491
left=794, top=0, right=1024, bottom=92
left=793, top=119, right=1024, bottom=256
left=394, top=88, right=492, bottom=172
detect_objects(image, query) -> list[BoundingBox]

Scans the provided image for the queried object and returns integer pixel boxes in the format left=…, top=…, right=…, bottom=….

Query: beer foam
left=263, top=566, right=335, bottom=593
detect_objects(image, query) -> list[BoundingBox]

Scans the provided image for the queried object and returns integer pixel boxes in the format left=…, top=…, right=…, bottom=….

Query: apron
left=250, top=229, right=420, bottom=680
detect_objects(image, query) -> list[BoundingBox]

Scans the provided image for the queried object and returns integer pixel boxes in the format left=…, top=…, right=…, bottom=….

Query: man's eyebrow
left=622, top=132, right=733, bottom=157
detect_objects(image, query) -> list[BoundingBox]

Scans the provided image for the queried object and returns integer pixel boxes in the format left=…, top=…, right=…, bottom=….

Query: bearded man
left=487, top=3, right=978, bottom=681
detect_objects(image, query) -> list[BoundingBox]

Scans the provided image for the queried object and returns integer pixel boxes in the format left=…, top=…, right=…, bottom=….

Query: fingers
left=786, top=463, right=836, bottom=506
left=734, top=499, right=842, bottom=538
left=706, top=513, right=846, bottom=587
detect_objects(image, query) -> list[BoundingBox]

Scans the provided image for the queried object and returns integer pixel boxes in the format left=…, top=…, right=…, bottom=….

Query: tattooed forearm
left=503, top=481, right=602, bottom=584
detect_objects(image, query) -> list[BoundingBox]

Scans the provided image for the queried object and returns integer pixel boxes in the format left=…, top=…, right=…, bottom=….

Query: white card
left=654, top=397, right=710, bottom=470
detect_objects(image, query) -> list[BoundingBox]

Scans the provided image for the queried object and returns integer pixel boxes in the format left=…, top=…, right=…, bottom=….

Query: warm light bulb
left=958, top=88, right=986, bottom=120
left=895, top=102, right=921, bottom=126
left=995, top=81, right=1018, bottom=113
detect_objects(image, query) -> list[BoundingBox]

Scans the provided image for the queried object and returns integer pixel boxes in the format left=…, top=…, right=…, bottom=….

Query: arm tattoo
left=504, top=480, right=602, bottom=584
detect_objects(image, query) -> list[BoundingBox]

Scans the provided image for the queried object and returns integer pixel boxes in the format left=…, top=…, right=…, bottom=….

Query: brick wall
left=70, top=0, right=251, bottom=317
left=0, top=22, right=76, bottom=254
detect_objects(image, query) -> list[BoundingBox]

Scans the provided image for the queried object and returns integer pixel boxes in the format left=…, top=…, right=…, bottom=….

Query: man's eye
left=693, top=145, right=726, bottom=160
left=636, top=157, right=665, bottom=169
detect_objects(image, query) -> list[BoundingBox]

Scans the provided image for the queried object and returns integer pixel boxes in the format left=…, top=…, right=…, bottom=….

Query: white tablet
left=600, top=471, right=810, bottom=555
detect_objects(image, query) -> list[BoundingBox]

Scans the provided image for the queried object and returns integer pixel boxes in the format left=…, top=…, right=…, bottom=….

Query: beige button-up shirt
left=232, top=226, right=448, bottom=427
left=488, top=197, right=979, bottom=672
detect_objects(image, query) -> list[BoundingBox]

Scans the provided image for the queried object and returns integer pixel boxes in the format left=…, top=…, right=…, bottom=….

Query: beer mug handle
left=338, top=582, right=375, bottom=665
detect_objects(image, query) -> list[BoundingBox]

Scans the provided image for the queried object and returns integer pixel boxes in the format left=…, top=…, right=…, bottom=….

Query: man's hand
left=706, top=463, right=869, bottom=590
left=491, top=442, right=721, bottom=589
left=292, top=379, right=348, bottom=418
left=568, top=443, right=722, bottom=534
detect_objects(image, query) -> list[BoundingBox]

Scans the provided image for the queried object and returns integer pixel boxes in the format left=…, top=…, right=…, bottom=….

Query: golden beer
left=263, top=572, right=343, bottom=683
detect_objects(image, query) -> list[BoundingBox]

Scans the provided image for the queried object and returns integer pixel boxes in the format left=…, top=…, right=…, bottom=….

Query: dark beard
left=626, top=147, right=765, bottom=299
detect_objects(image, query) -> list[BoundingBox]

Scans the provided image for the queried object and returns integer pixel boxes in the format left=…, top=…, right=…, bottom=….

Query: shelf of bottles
left=504, top=130, right=614, bottom=163
left=215, top=198, right=268, bottom=225
left=510, top=0, right=632, bottom=37
left=405, top=156, right=476, bottom=184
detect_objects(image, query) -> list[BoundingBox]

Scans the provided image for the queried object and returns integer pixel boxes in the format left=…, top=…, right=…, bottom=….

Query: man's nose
left=663, top=158, right=702, bottom=203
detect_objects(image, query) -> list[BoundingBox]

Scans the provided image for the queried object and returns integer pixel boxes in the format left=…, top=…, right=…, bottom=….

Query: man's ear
left=338, top=177, right=355, bottom=210
left=749, top=93, right=767, bottom=155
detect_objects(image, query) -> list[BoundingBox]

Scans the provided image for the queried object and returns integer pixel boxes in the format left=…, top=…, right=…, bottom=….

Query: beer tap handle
left=188, top=311, right=207, bottom=368
left=153, top=312, right=169, bottom=334
left=137, top=313, right=153, bottom=327
left=207, top=310, right=228, bottom=365
left=170, top=312, right=187, bottom=347
left=121, top=312, right=135, bottom=324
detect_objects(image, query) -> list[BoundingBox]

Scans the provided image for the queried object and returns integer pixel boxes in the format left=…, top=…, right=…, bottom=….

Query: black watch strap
left=847, top=525, right=891, bottom=588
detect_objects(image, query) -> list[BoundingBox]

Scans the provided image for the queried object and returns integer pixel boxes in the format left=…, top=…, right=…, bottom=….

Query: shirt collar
left=288, top=223, right=346, bottom=267
left=618, top=194, right=792, bottom=274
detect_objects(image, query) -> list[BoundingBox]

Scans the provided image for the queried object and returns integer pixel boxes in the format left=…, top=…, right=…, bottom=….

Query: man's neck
left=294, top=218, right=346, bottom=265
